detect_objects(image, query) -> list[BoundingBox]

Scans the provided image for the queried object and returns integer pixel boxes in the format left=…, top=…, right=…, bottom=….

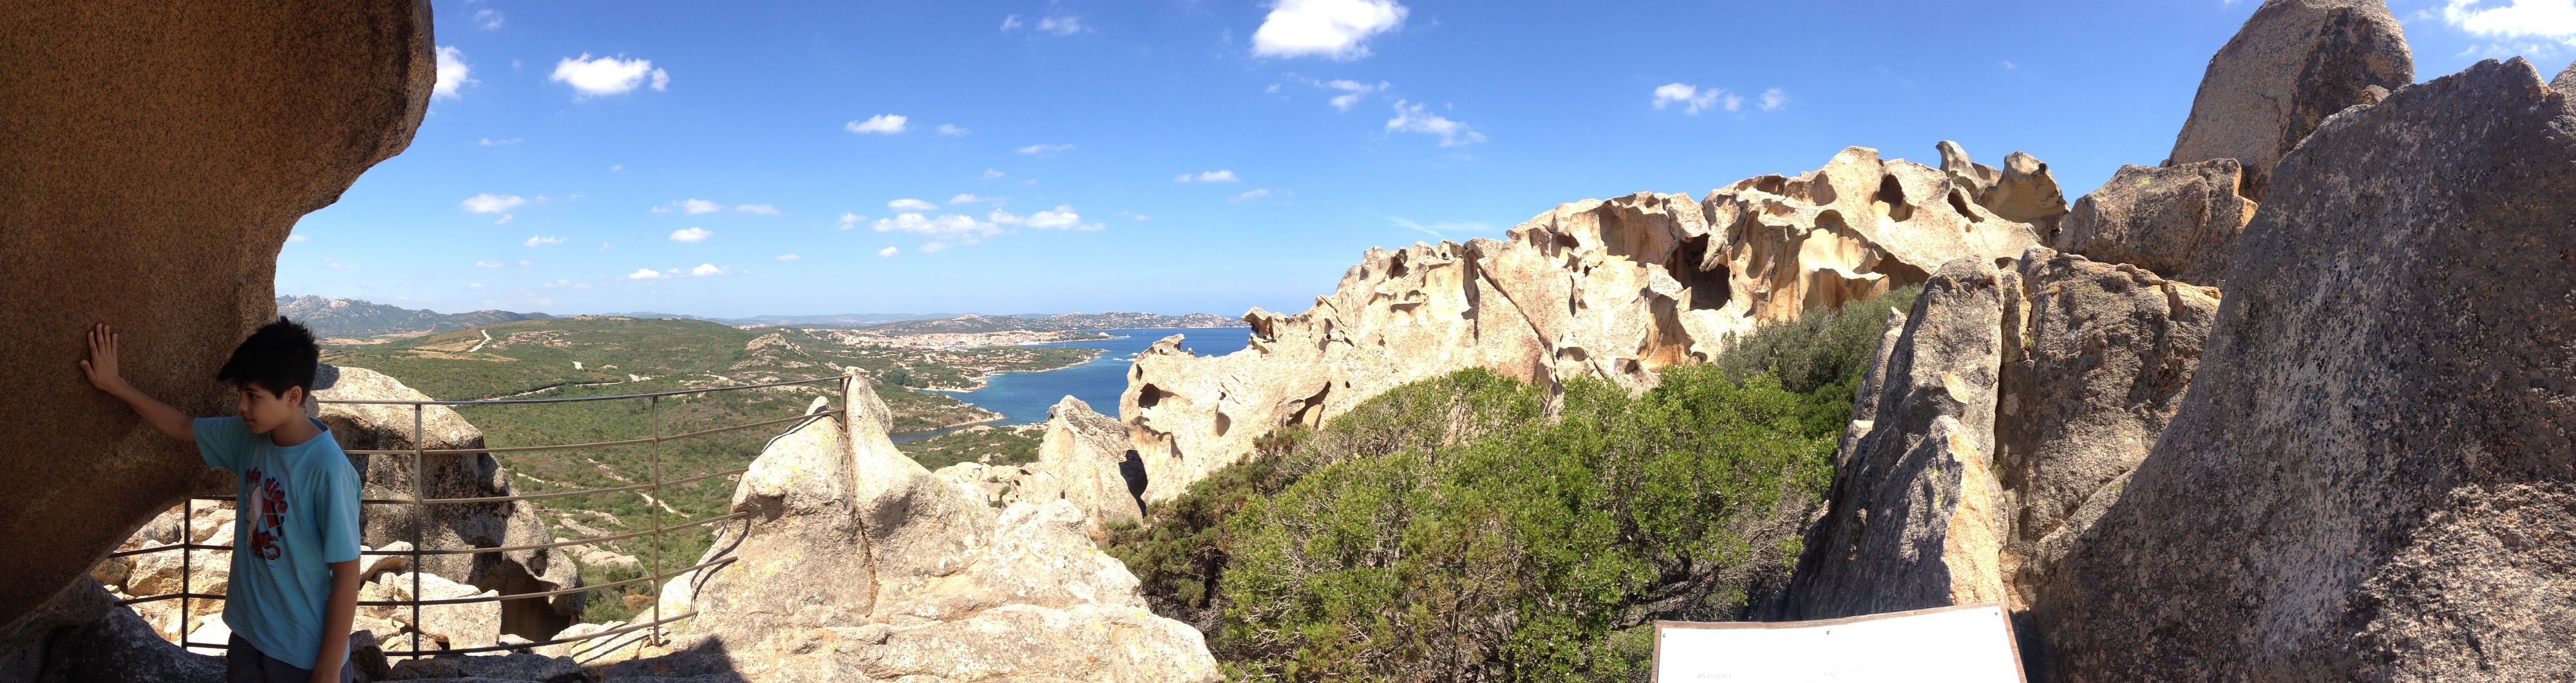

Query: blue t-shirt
left=194, top=416, right=361, bottom=669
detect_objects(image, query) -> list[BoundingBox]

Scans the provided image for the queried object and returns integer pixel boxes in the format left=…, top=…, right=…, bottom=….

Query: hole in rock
left=1117, top=450, right=1148, bottom=505
left=1949, top=191, right=1982, bottom=222
left=1807, top=172, right=1837, bottom=205
left=1875, top=174, right=1913, bottom=222
left=1214, top=411, right=1231, bottom=437
left=1752, top=174, right=1786, bottom=195
left=1674, top=235, right=1732, bottom=312
left=1137, top=384, right=1165, bottom=409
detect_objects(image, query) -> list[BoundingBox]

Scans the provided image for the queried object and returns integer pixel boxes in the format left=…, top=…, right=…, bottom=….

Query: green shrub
left=1215, top=366, right=1841, bottom=682
left=1714, top=285, right=1918, bottom=395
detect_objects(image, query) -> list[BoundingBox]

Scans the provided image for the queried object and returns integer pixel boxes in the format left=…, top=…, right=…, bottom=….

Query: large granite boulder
left=2164, top=0, right=2411, bottom=200
left=1010, top=397, right=1147, bottom=529
left=1778, top=246, right=2222, bottom=632
left=2052, top=160, right=2257, bottom=286
left=665, top=373, right=1220, bottom=682
left=0, top=0, right=434, bottom=630
left=315, top=366, right=581, bottom=641
left=1123, top=145, right=2047, bottom=502
left=8, top=579, right=222, bottom=683
left=1780, top=259, right=2012, bottom=618
left=2043, top=57, right=2576, bottom=681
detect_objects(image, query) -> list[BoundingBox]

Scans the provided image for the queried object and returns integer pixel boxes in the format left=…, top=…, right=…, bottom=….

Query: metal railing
left=109, top=374, right=853, bottom=660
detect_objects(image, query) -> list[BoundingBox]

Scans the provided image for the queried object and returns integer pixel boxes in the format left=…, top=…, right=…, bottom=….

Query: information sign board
left=1654, top=603, right=2024, bottom=682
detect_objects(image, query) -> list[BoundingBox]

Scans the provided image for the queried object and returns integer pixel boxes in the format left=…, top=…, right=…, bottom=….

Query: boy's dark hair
left=218, top=317, right=320, bottom=399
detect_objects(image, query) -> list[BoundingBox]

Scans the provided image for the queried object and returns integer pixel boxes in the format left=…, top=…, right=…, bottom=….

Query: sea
left=889, top=328, right=1252, bottom=444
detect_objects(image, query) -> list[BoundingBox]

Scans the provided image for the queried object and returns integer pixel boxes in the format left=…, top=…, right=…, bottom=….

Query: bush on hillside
left=1714, top=285, right=1919, bottom=395
left=1215, top=366, right=1841, bottom=682
left=1102, top=288, right=1915, bottom=682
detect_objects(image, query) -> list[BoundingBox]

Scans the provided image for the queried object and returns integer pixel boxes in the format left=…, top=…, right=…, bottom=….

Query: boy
left=82, top=319, right=361, bottom=683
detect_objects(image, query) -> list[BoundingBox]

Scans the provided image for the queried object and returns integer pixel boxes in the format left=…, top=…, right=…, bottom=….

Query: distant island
left=280, top=295, right=1247, bottom=340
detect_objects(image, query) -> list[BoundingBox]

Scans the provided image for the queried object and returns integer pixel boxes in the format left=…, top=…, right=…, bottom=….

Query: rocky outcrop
left=316, top=366, right=582, bottom=641
left=2164, top=0, right=2411, bottom=200
left=1, top=0, right=435, bottom=630
left=1781, top=259, right=2012, bottom=618
left=1781, top=246, right=2221, bottom=628
left=2052, top=160, right=2258, bottom=286
left=8, top=579, right=223, bottom=683
left=1013, top=397, right=1146, bottom=529
left=2043, top=57, right=2576, bottom=681
left=661, top=373, right=1220, bottom=682
left=1124, top=144, right=2056, bottom=501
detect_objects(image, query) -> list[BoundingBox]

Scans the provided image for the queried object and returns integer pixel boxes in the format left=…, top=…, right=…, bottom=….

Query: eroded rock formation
left=315, top=366, right=583, bottom=641
left=661, top=374, right=1220, bottom=682
left=2052, top=160, right=2258, bottom=286
left=2044, top=57, right=2576, bottom=681
left=0, top=0, right=435, bottom=630
left=1124, top=145, right=2056, bottom=502
left=1780, top=246, right=2221, bottom=630
left=1013, top=397, right=1147, bottom=529
left=2164, top=0, right=2411, bottom=200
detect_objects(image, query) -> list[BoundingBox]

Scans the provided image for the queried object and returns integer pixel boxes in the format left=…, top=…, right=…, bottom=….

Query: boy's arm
left=80, top=323, right=193, bottom=442
left=311, top=559, right=359, bottom=683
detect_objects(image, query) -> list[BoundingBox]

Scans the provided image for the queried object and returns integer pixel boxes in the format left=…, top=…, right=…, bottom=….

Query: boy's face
left=235, top=382, right=304, bottom=435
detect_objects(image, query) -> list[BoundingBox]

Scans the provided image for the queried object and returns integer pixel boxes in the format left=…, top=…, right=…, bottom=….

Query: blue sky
left=279, top=0, right=2575, bottom=318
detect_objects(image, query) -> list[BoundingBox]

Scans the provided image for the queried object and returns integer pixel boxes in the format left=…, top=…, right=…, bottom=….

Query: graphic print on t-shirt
left=243, top=467, right=287, bottom=561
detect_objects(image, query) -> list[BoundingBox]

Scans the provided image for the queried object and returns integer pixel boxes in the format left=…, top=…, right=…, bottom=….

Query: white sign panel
left=1654, top=603, right=2024, bottom=683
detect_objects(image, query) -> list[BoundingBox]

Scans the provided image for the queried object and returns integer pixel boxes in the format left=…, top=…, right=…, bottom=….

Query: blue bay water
left=890, top=328, right=1251, bottom=443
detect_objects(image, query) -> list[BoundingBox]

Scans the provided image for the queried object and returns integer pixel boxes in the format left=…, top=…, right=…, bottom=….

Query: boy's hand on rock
left=80, top=323, right=127, bottom=393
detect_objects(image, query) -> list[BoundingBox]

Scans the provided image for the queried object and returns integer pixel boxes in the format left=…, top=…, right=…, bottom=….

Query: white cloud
left=1385, top=100, right=1485, bottom=146
left=1759, top=88, right=1787, bottom=111
left=1016, top=143, right=1075, bottom=155
left=735, top=203, right=781, bottom=215
left=836, top=212, right=866, bottom=230
left=477, top=260, right=504, bottom=268
left=1652, top=82, right=1736, bottom=115
left=878, top=246, right=900, bottom=257
left=326, top=260, right=359, bottom=270
left=847, top=115, right=908, bottom=135
left=2445, top=0, right=2576, bottom=42
left=873, top=212, right=1005, bottom=245
left=1119, top=211, right=1150, bottom=221
left=990, top=205, right=1103, bottom=230
left=920, top=242, right=949, bottom=253
left=610, top=164, right=625, bottom=172
left=524, top=235, right=567, bottom=247
left=936, top=124, right=971, bottom=136
left=888, top=198, right=939, bottom=211
left=1253, top=0, right=1408, bottom=61
left=981, top=169, right=1005, bottom=180
left=2001, top=60, right=2018, bottom=70
left=652, top=198, right=724, bottom=214
left=462, top=193, right=527, bottom=214
left=776, top=254, right=802, bottom=261
left=1231, top=188, right=1274, bottom=202
left=472, top=8, right=504, bottom=30
left=1037, top=15, right=1086, bottom=34
left=477, top=137, right=524, bottom=146
left=287, top=234, right=312, bottom=243
left=668, top=227, right=713, bottom=243
left=469, top=283, right=486, bottom=288
left=550, top=54, right=668, bottom=98
left=690, top=263, right=728, bottom=277
left=628, top=268, right=669, bottom=280
left=1001, top=15, right=1025, bottom=30
left=434, top=46, right=476, bottom=99
left=517, top=259, right=533, bottom=266
left=949, top=193, right=1005, bottom=204
left=1325, top=79, right=1386, bottom=110
left=1175, top=170, right=1242, bottom=182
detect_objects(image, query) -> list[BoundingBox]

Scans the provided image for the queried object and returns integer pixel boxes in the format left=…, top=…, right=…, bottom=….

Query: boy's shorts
left=226, top=635, right=354, bottom=683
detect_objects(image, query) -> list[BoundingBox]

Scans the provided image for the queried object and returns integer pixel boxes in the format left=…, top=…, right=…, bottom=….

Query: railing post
left=179, top=498, right=190, bottom=646
left=647, top=395, right=663, bottom=646
left=411, top=404, right=426, bottom=659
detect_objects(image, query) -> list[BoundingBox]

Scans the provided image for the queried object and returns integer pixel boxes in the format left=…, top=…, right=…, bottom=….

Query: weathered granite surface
left=2041, top=57, right=2576, bottom=681
left=0, top=0, right=435, bottom=630
left=2053, top=160, right=2258, bottom=287
left=1123, top=145, right=2052, bottom=502
left=2165, top=0, right=2411, bottom=200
